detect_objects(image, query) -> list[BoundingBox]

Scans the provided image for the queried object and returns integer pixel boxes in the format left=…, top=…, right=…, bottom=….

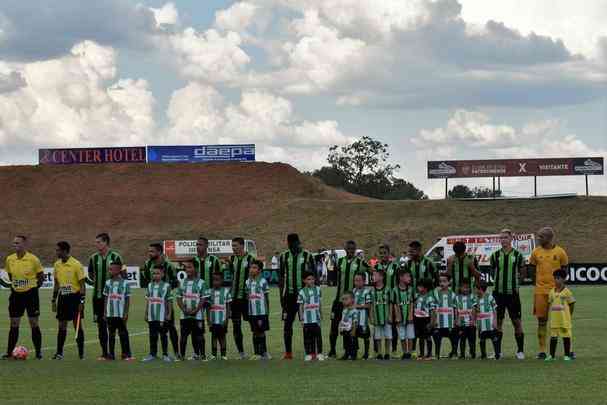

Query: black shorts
left=356, top=325, right=370, bottom=338
left=92, top=297, right=105, bottom=323
left=493, top=292, right=522, bottom=321
left=210, top=324, right=227, bottom=336
left=57, top=293, right=83, bottom=321
left=414, top=317, right=432, bottom=338
left=231, top=299, right=249, bottom=321
left=249, top=315, right=270, bottom=333
left=9, top=288, right=40, bottom=318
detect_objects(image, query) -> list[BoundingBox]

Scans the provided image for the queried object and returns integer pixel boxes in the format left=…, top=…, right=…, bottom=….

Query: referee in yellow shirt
left=529, top=227, right=569, bottom=360
left=52, top=241, right=86, bottom=360
left=2, top=236, right=44, bottom=360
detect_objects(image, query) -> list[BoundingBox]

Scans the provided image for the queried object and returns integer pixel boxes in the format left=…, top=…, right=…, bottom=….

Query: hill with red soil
left=0, top=162, right=605, bottom=265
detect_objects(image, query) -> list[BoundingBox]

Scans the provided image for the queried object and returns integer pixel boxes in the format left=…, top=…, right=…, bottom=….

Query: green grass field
left=0, top=286, right=605, bottom=404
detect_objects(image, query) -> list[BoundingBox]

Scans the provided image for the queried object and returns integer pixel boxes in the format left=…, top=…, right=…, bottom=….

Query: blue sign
left=147, top=145, right=255, bottom=163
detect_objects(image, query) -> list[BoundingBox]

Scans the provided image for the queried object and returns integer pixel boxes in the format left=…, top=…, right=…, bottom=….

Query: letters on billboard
left=427, top=157, right=604, bottom=179
left=39, top=147, right=146, bottom=165
left=147, top=145, right=255, bottom=163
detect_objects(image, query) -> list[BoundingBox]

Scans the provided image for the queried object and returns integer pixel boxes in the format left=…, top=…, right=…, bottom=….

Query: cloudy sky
left=0, top=0, right=605, bottom=198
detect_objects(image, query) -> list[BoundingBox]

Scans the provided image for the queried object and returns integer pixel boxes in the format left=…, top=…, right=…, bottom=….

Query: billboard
left=164, top=240, right=234, bottom=258
left=147, top=144, right=255, bottom=163
left=0, top=267, right=140, bottom=289
left=39, top=147, right=146, bottom=165
left=428, top=157, right=604, bottom=179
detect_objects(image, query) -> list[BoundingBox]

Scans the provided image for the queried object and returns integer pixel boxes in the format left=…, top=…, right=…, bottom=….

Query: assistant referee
left=2, top=235, right=44, bottom=360
left=52, top=241, right=86, bottom=360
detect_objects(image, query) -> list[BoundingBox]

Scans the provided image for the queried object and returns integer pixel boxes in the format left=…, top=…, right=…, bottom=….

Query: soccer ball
left=12, top=346, right=29, bottom=360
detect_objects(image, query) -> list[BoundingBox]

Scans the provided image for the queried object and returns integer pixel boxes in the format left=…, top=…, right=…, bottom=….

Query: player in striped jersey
left=475, top=281, right=500, bottom=360
left=142, top=266, right=173, bottom=363
left=329, top=240, right=370, bottom=358
left=140, top=243, right=180, bottom=359
left=375, top=244, right=400, bottom=356
left=413, top=279, right=435, bottom=360
left=88, top=233, right=123, bottom=360
left=404, top=241, right=438, bottom=291
left=490, top=229, right=525, bottom=360
left=246, top=260, right=271, bottom=360
left=447, top=241, right=481, bottom=293
left=297, top=271, right=324, bottom=361
left=431, top=274, right=459, bottom=360
left=228, top=237, right=255, bottom=359
left=193, top=236, right=222, bottom=287
left=370, top=270, right=393, bottom=360
left=207, top=271, right=231, bottom=360
left=456, top=279, right=477, bottom=359
left=102, top=262, right=133, bottom=361
left=176, top=260, right=209, bottom=360
left=393, top=270, right=415, bottom=360
left=353, top=273, right=371, bottom=360
left=279, top=233, right=315, bottom=359
left=338, top=292, right=358, bottom=360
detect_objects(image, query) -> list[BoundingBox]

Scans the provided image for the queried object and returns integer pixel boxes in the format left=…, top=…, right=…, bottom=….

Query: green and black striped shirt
left=88, top=249, right=123, bottom=300
left=140, top=257, right=178, bottom=289
left=404, top=257, right=437, bottom=291
left=375, top=260, right=399, bottom=290
left=490, top=248, right=524, bottom=295
left=193, top=254, right=222, bottom=287
left=279, top=249, right=315, bottom=295
left=229, top=254, right=255, bottom=300
left=451, top=254, right=476, bottom=292
left=335, top=256, right=370, bottom=302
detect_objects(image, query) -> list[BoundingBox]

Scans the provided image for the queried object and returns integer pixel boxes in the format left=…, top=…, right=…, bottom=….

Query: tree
left=309, top=166, right=346, bottom=188
left=473, top=187, right=503, bottom=198
left=448, top=185, right=474, bottom=199
left=448, top=185, right=503, bottom=199
left=384, top=179, right=428, bottom=200
left=327, top=136, right=400, bottom=195
left=313, top=136, right=427, bottom=200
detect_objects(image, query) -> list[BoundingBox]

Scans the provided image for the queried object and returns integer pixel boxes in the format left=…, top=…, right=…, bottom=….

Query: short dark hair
left=439, top=273, right=451, bottom=281
left=421, top=279, right=434, bottom=290
left=478, top=280, right=489, bottom=292
left=149, top=243, right=163, bottom=253
left=302, top=270, right=315, bottom=280
left=354, top=272, right=365, bottom=279
left=57, top=241, right=71, bottom=253
left=373, top=269, right=385, bottom=279
left=398, top=269, right=412, bottom=278
left=232, top=237, right=245, bottom=246
left=183, top=259, right=195, bottom=267
left=553, top=269, right=567, bottom=279
left=198, top=236, right=209, bottom=244
left=15, top=235, right=28, bottom=242
left=287, top=233, right=300, bottom=244
left=152, top=265, right=165, bottom=271
left=461, top=278, right=471, bottom=287
left=212, top=271, right=224, bottom=280
left=96, top=233, right=110, bottom=244
left=342, top=291, right=354, bottom=300
left=409, top=241, right=422, bottom=249
left=110, top=261, right=122, bottom=267
left=379, top=244, right=390, bottom=252
left=251, top=259, right=264, bottom=269
left=345, top=240, right=356, bottom=247
left=453, top=241, right=467, bottom=254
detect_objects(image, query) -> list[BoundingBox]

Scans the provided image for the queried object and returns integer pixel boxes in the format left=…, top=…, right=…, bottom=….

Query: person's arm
left=52, top=266, right=59, bottom=313
left=165, top=297, right=172, bottom=325
left=124, top=296, right=130, bottom=322
left=560, top=249, right=569, bottom=272
left=78, top=279, right=86, bottom=313
left=278, top=253, right=285, bottom=307
left=144, top=292, right=149, bottom=322
left=225, top=301, right=231, bottom=327
left=140, top=263, right=150, bottom=289
left=86, top=256, right=95, bottom=286
left=469, top=260, right=481, bottom=286
left=445, top=256, right=454, bottom=279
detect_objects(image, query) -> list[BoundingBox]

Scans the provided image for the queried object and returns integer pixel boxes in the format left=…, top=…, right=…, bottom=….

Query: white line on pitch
left=41, top=330, right=148, bottom=351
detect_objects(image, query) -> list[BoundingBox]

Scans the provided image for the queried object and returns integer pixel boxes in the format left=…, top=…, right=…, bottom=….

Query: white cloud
left=164, top=82, right=351, bottom=169
left=214, top=2, right=260, bottom=32
left=0, top=41, right=155, bottom=162
left=150, top=3, right=179, bottom=27
left=160, top=28, right=251, bottom=84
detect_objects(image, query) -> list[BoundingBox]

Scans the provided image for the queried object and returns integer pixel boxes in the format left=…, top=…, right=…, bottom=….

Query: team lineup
left=1, top=227, right=575, bottom=363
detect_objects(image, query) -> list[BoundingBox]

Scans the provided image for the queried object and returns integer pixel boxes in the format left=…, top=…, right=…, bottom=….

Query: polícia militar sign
left=147, top=145, right=255, bottom=163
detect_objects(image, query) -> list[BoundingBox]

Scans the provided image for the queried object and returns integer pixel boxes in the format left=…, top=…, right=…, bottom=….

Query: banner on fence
left=147, top=145, right=255, bottom=163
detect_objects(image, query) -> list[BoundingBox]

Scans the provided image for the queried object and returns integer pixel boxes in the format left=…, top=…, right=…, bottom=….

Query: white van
left=425, top=234, right=535, bottom=271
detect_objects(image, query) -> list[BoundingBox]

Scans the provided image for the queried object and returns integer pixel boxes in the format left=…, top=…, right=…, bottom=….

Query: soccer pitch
left=0, top=286, right=604, bottom=405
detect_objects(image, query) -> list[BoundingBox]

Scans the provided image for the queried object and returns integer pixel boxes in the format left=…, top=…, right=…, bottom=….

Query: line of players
left=1, top=229, right=575, bottom=362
